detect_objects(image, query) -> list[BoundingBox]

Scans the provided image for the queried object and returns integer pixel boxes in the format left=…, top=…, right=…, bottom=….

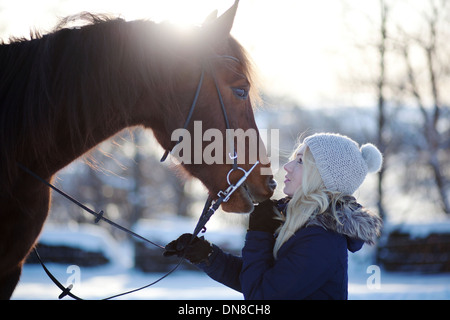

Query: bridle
left=160, top=55, right=239, bottom=164
left=160, top=55, right=259, bottom=236
left=18, top=55, right=260, bottom=300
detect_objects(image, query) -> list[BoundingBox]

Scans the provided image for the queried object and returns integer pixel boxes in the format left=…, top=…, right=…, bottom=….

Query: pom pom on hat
left=303, top=133, right=383, bottom=195
left=361, top=143, right=383, bottom=173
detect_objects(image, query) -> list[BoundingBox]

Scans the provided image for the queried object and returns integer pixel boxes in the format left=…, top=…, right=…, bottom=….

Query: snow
left=37, top=224, right=131, bottom=267
left=13, top=262, right=450, bottom=300
left=133, top=216, right=247, bottom=252
left=12, top=265, right=243, bottom=300
left=12, top=216, right=450, bottom=300
left=383, top=219, right=450, bottom=240
left=346, top=245, right=450, bottom=299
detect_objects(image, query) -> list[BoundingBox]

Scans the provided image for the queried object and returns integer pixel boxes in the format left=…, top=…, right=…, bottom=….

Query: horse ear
left=203, top=0, right=239, bottom=39
left=203, top=10, right=218, bottom=25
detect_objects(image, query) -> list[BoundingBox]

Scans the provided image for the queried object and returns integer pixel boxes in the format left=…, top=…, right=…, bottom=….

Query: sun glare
left=0, top=0, right=236, bottom=39
left=0, top=0, right=410, bottom=107
left=119, top=0, right=233, bottom=28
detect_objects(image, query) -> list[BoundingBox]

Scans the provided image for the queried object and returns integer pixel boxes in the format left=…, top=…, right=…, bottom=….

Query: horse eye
left=232, top=87, right=249, bottom=100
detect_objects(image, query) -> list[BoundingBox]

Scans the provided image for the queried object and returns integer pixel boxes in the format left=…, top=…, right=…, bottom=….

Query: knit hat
left=303, top=133, right=383, bottom=195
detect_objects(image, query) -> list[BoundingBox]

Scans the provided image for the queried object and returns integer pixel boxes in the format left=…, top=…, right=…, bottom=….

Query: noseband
left=18, top=55, right=260, bottom=299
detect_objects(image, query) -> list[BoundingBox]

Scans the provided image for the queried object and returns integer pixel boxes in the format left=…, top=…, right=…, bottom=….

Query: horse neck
left=2, top=23, right=142, bottom=178
left=45, top=20, right=179, bottom=169
left=2, top=18, right=187, bottom=186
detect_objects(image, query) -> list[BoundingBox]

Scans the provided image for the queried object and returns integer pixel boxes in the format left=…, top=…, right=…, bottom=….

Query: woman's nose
left=284, top=160, right=293, bottom=173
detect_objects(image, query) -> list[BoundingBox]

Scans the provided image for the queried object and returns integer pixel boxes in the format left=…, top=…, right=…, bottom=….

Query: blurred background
left=2, top=0, right=449, bottom=299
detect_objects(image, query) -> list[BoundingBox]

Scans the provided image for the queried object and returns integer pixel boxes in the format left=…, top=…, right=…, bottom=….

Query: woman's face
left=283, top=145, right=305, bottom=197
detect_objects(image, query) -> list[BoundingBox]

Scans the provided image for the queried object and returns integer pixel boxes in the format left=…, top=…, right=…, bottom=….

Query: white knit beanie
left=303, top=133, right=383, bottom=195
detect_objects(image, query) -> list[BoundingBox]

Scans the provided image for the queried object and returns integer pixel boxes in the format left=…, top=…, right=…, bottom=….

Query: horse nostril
left=268, top=178, right=277, bottom=191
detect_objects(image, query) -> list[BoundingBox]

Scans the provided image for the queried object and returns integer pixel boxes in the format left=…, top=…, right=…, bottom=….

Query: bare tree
left=396, top=0, right=450, bottom=214
left=340, top=0, right=450, bottom=216
left=376, top=0, right=389, bottom=219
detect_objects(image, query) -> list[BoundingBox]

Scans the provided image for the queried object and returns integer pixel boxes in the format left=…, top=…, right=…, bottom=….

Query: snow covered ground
left=11, top=217, right=450, bottom=300
left=12, top=260, right=450, bottom=300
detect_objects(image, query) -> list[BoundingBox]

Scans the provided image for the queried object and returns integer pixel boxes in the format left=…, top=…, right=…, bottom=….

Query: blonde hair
left=273, top=145, right=347, bottom=258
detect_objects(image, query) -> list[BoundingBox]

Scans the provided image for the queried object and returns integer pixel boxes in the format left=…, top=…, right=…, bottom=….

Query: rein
left=19, top=55, right=260, bottom=300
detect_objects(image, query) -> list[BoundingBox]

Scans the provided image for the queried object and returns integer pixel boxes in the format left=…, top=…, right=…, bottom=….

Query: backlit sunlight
left=0, top=0, right=434, bottom=107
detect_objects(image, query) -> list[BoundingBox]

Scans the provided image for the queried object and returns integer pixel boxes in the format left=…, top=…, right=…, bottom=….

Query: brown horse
left=0, top=1, right=275, bottom=299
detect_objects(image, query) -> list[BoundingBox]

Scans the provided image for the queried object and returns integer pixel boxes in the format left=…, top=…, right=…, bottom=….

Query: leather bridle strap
left=33, top=248, right=82, bottom=300
left=160, top=56, right=239, bottom=171
left=18, top=163, right=165, bottom=250
left=159, top=67, right=205, bottom=163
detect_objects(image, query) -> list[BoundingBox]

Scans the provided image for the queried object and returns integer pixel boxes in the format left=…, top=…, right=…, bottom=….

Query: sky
left=0, top=0, right=382, bottom=107
left=0, top=0, right=433, bottom=107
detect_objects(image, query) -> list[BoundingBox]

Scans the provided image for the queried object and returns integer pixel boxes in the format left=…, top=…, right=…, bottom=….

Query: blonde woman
left=165, top=133, right=383, bottom=300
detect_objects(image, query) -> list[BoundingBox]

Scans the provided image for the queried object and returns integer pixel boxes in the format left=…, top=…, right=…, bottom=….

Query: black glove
left=163, top=233, right=213, bottom=265
left=248, top=199, right=283, bottom=234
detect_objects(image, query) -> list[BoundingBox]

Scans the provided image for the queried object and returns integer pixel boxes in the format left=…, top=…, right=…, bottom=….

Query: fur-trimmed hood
left=306, top=196, right=383, bottom=252
left=200, top=196, right=383, bottom=299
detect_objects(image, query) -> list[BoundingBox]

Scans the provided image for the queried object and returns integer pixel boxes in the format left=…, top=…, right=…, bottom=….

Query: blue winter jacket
left=197, top=200, right=382, bottom=300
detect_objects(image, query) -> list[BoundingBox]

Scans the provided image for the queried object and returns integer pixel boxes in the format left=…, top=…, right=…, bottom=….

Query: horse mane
left=0, top=12, right=256, bottom=195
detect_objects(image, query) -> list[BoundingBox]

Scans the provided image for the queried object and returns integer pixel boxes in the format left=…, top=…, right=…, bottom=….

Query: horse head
left=144, top=1, right=276, bottom=213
